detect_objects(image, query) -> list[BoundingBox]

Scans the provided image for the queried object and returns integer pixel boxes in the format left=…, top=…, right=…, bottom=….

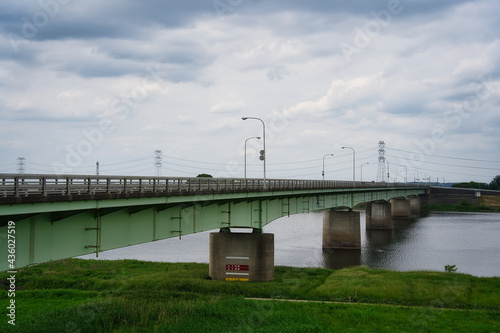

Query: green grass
left=422, top=197, right=500, bottom=212
left=1, top=259, right=499, bottom=332
left=421, top=203, right=497, bottom=212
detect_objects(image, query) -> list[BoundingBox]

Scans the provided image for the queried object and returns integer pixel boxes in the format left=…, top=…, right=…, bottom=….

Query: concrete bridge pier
left=209, top=228, right=274, bottom=282
left=322, top=209, right=361, bottom=249
left=366, top=201, right=393, bottom=229
left=390, top=198, right=411, bottom=219
left=409, top=196, right=421, bottom=215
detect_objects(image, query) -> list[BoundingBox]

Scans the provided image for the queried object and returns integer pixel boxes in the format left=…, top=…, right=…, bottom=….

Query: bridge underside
left=0, top=187, right=425, bottom=271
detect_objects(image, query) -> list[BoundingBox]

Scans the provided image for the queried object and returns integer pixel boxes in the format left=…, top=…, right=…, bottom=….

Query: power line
left=402, top=166, right=494, bottom=180
left=388, top=147, right=500, bottom=163
left=100, top=155, right=152, bottom=166
left=162, top=147, right=377, bottom=167
left=385, top=154, right=499, bottom=170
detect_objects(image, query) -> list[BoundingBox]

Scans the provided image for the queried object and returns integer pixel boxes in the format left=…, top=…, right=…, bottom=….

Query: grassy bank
left=1, top=259, right=499, bottom=332
left=422, top=199, right=500, bottom=212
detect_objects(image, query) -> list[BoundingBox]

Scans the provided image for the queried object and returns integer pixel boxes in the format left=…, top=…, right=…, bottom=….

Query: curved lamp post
left=242, top=117, right=266, bottom=186
left=244, top=136, right=260, bottom=179
left=386, top=158, right=390, bottom=182
left=341, top=146, right=355, bottom=186
left=361, top=162, right=369, bottom=182
left=400, top=165, right=408, bottom=184
left=322, top=154, right=334, bottom=181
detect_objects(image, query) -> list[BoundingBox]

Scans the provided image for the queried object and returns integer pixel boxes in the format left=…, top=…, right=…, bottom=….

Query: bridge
left=0, top=173, right=428, bottom=280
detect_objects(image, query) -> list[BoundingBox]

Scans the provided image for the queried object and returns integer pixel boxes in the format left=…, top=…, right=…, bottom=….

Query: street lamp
left=341, top=146, right=355, bottom=186
left=322, top=154, right=334, bottom=181
left=244, top=136, right=260, bottom=179
left=242, top=117, right=266, bottom=186
left=386, top=158, right=390, bottom=182
left=361, top=162, right=369, bottom=182
left=399, top=165, right=407, bottom=184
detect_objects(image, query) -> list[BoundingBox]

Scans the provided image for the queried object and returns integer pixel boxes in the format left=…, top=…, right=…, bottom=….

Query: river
left=78, top=211, right=500, bottom=277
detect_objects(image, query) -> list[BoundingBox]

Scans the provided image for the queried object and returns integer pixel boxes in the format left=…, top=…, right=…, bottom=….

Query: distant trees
left=452, top=181, right=488, bottom=189
left=452, top=175, right=500, bottom=190
left=196, top=174, right=213, bottom=178
left=489, top=175, right=500, bottom=190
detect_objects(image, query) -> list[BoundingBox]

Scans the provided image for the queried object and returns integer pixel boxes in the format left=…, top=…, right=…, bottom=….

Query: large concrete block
left=322, top=210, right=361, bottom=249
left=390, top=198, right=411, bottom=219
left=366, top=201, right=393, bottom=229
left=409, top=196, right=421, bottom=214
left=209, top=231, right=274, bottom=282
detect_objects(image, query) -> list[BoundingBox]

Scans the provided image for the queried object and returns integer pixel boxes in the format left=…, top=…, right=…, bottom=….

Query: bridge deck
left=0, top=174, right=424, bottom=204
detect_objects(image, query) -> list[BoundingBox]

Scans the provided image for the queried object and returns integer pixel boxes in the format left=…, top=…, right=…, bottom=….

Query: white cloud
left=209, top=100, right=244, bottom=114
left=207, top=117, right=241, bottom=131
left=177, top=114, right=194, bottom=123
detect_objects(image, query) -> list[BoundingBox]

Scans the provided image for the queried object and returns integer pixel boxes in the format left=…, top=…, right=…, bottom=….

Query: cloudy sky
left=1, top=0, right=499, bottom=183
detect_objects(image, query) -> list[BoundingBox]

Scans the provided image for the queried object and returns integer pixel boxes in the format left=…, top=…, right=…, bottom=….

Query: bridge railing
left=0, top=174, right=422, bottom=199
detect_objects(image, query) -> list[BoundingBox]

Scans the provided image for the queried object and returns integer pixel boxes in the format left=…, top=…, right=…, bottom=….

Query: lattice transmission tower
left=376, top=141, right=386, bottom=182
left=16, top=157, right=26, bottom=174
left=154, top=150, right=163, bottom=176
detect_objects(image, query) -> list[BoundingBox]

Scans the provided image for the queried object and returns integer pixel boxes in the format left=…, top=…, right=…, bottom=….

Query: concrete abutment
left=390, top=197, right=411, bottom=219
left=409, top=196, right=421, bottom=214
left=322, top=209, right=361, bottom=249
left=366, top=201, right=393, bottom=229
left=209, top=230, right=274, bottom=282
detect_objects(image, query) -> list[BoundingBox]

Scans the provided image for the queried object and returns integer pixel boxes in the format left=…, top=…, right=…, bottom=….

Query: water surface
left=79, top=211, right=500, bottom=277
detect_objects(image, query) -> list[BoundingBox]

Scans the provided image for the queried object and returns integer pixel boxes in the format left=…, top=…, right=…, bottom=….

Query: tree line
left=452, top=175, right=500, bottom=190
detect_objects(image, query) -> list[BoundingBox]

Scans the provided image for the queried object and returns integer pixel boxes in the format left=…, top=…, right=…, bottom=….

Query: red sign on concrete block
left=226, top=264, right=249, bottom=271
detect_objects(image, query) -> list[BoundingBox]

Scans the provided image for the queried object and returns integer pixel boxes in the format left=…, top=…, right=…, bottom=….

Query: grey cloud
left=0, top=0, right=499, bottom=182
left=0, top=1, right=215, bottom=41
left=245, top=0, right=469, bottom=18
left=266, top=66, right=293, bottom=81
left=0, top=0, right=475, bottom=46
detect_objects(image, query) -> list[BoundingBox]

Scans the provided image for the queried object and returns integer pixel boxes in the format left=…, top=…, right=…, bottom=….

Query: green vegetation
left=490, top=175, right=500, bottom=190
left=444, top=265, right=458, bottom=273
left=422, top=198, right=498, bottom=212
left=452, top=181, right=489, bottom=190
left=196, top=173, right=213, bottom=178
left=1, top=259, right=499, bottom=332
left=452, top=175, right=500, bottom=190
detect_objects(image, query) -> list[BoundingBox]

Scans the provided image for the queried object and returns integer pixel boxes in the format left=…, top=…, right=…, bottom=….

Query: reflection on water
left=322, top=249, right=361, bottom=270
left=79, top=211, right=500, bottom=277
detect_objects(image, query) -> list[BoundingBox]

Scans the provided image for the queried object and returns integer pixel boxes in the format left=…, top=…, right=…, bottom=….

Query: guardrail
left=0, top=173, right=424, bottom=199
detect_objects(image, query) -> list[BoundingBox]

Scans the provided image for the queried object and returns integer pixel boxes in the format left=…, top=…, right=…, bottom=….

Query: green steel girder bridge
left=0, top=173, right=428, bottom=271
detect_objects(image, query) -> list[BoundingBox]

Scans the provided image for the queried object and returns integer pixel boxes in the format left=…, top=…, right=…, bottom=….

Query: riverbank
left=421, top=200, right=500, bottom=212
left=1, top=259, right=498, bottom=332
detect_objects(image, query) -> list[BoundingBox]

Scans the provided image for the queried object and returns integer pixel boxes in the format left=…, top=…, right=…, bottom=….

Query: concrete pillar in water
left=366, top=201, right=393, bottom=229
left=409, top=196, right=421, bottom=215
left=322, top=209, right=361, bottom=249
left=390, top=198, right=411, bottom=219
left=209, top=229, right=274, bottom=282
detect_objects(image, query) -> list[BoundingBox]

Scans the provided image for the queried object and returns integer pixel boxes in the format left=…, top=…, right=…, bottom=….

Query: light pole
left=399, top=165, right=407, bottom=184
left=242, top=117, right=266, bottom=186
left=341, top=146, right=355, bottom=186
left=386, top=158, right=390, bottom=182
left=322, top=154, right=334, bottom=180
left=361, top=162, right=369, bottom=182
left=244, top=136, right=260, bottom=179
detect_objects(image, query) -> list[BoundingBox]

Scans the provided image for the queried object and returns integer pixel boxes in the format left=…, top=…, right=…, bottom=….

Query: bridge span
left=0, top=173, right=428, bottom=278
